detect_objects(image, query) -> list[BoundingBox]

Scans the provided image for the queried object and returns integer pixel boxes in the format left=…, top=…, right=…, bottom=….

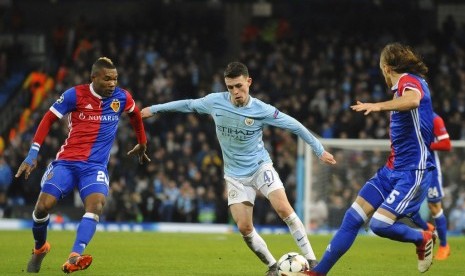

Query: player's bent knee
left=33, top=205, right=48, bottom=217
left=369, top=216, right=392, bottom=237
left=84, top=193, right=106, bottom=214
left=275, top=206, right=294, bottom=219
left=85, top=205, right=104, bottom=216
left=237, top=223, right=254, bottom=235
left=34, top=200, right=54, bottom=215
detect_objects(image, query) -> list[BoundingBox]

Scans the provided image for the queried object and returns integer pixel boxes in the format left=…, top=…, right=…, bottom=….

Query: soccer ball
left=277, top=252, right=310, bottom=276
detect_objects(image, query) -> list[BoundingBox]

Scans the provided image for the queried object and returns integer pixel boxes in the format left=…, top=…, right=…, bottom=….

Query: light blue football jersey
left=150, top=92, right=324, bottom=177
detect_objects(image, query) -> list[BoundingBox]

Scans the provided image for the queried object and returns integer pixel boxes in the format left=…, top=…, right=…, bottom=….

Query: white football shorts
left=225, top=163, right=284, bottom=206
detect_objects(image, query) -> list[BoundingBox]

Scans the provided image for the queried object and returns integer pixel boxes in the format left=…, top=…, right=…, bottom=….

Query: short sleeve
left=398, top=75, right=423, bottom=98
left=123, top=90, right=136, bottom=113
left=50, top=87, right=76, bottom=119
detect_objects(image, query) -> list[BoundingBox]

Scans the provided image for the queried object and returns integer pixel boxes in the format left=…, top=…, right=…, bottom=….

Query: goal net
left=296, top=138, right=465, bottom=233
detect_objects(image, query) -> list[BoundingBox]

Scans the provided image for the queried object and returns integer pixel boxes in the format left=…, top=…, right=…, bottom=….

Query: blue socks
left=33, top=211, right=100, bottom=254
left=71, top=213, right=98, bottom=254
left=32, top=212, right=50, bottom=250
left=314, top=205, right=428, bottom=274
left=433, top=211, right=448, bottom=246
left=409, top=209, right=448, bottom=246
left=314, top=205, right=366, bottom=274
left=410, top=212, right=428, bottom=230
left=370, top=213, right=422, bottom=244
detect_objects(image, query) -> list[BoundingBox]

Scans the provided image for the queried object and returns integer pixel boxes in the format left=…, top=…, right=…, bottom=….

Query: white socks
left=284, top=212, right=316, bottom=260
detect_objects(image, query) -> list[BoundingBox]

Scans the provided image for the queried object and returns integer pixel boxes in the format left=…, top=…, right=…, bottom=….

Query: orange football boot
left=27, top=241, right=51, bottom=272
left=435, top=244, right=450, bottom=260
left=62, top=252, right=93, bottom=274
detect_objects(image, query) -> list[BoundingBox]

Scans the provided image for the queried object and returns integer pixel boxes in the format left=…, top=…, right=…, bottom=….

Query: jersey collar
left=89, top=83, right=103, bottom=99
left=228, top=93, right=254, bottom=108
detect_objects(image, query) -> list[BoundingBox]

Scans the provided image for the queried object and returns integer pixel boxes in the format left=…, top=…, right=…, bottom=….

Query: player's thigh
left=381, top=169, right=431, bottom=217
left=77, top=164, right=110, bottom=201
left=268, top=188, right=294, bottom=219
left=40, top=162, right=76, bottom=200
left=358, top=166, right=390, bottom=210
left=229, top=202, right=254, bottom=225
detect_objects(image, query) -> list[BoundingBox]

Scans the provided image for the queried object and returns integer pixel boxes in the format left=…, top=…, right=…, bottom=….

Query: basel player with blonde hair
left=16, top=57, right=150, bottom=273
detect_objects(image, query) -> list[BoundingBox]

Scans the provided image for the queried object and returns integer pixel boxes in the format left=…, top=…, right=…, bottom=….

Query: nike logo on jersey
left=297, top=236, right=305, bottom=242
left=215, top=113, right=222, bottom=117
left=85, top=104, right=93, bottom=110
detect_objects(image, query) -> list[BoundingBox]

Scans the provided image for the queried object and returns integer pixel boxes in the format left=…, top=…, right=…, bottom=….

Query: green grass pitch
left=0, top=230, right=463, bottom=275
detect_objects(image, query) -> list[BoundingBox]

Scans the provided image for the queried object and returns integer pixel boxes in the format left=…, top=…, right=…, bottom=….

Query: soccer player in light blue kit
left=141, top=61, right=336, bottom=276
left=307, top=43, right=436, bottom=276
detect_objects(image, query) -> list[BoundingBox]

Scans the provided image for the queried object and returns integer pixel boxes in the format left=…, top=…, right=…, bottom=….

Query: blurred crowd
left=1, top=4, right=465, bottom=233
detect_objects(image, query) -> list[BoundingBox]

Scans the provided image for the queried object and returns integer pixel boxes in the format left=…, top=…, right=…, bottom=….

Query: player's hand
left=141, top=107, right=154, bottom=119
left=350, top=101, right=381, bottom=115
left=127, top=143, right=151, bottom=164
left=319, top=151, right=336, bottom=165
left=15, top=147, right=39, bottom=180
left=15, top=160, right=37, bottom=180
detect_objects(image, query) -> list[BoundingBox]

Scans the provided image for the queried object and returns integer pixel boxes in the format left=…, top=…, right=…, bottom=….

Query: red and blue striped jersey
left=50, top=84, right=135, bottom=165
left=386, top=73, right=434, bottom=170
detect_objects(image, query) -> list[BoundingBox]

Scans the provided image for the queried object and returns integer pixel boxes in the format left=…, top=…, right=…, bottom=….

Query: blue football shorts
left=40, top=160, right=110, bottom=200
left=427, top=167, right=444, bottom=203
left=359, top=165, right=432, bottom=217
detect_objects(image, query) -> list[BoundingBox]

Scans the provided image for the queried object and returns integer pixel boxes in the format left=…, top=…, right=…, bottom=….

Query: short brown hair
left=380, top=43, right=428, bottom=78
left=224, top=62, right=249, bottom=78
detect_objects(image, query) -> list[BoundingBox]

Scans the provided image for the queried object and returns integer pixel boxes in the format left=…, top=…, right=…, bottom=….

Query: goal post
left=296, top=138, right=465, bottom=232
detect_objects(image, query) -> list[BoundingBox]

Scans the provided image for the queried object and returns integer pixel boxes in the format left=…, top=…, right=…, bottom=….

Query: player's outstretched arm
left=319, top=150, right=337, bottom=165
left=127, top=143, right=151, bottom=164
left=351, top=90, right=420, bottom=115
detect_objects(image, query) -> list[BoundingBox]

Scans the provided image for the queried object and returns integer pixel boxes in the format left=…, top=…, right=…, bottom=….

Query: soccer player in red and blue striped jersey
left=16, top=57, right=150, bottom=273
left=307, top=43, right=436, bottom=275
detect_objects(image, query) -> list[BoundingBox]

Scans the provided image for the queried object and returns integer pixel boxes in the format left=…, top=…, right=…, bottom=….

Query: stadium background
left=0, top=0, right=464, bottom=234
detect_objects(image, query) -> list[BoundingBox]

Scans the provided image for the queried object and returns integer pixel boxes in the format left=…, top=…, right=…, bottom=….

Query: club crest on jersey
left=244, top=117, right=254, bottom=126
left=110, top=99, right=120, bottom=112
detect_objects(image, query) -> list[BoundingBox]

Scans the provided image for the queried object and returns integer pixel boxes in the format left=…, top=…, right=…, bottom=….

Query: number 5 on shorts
left=386, top=190, right=400, bottom=204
